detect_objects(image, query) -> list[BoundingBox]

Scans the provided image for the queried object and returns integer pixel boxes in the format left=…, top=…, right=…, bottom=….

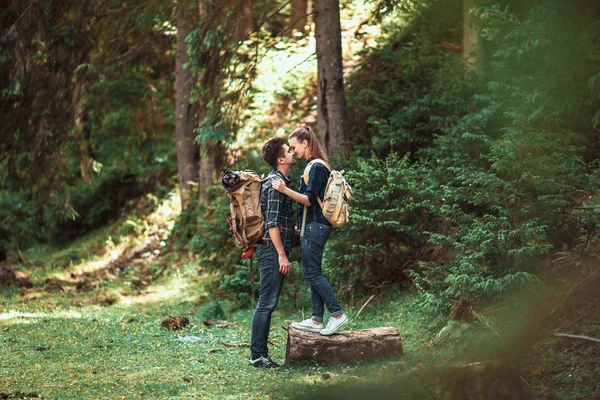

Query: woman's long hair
left=289, top=126, right=329, bottom=163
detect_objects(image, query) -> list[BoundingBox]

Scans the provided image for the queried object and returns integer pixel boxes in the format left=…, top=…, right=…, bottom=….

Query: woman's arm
left=272, top=180, right=311, bottom=206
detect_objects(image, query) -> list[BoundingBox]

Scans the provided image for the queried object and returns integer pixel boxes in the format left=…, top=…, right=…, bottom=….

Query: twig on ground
left=554, top=314, right=585, bottom=332
left=435, top=360, right=495, bottom=368
left=355, top=295, right=375, bottom=319
left=220, top=341, right=249, bottom=348
left=553, top=333, right=600, bottom=344
left=207, top=348, right=224, bottom=353
left=550, top=268, right=599, bottom=315
left=472, top=310, right=503, bottom=342
left=18, top=249, right=26, bottom=263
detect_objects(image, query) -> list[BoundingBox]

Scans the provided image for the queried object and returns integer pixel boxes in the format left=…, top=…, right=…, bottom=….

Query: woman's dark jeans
left=250, top=245, right=286, bottom=358
left=301, top=222, right=343, bottom=322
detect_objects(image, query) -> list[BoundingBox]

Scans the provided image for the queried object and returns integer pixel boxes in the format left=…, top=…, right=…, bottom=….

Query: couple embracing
left=249, top=126, right=348, bottom=368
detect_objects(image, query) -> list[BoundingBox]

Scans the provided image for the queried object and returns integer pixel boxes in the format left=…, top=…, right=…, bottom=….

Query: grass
left=1, top=192, right=598, bottom=399
left=0, top=268, right=428, bottom=399
left=2, top=254, right=600, bottom=399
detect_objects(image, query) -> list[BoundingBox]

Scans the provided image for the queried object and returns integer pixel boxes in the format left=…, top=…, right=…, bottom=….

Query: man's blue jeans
left=301, top=222, right=343, bottom=322
left=250, top=245, right=286, bottom=358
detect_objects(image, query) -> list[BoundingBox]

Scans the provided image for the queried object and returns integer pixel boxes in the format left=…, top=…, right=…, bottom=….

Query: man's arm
left=268, top=226, right=290, bottom=274
left=264, top=184, right=290, bottom=274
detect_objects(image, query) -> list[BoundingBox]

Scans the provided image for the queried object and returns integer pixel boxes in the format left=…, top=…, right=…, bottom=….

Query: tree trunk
left=285, top=326, right=403, bottom=364
left=290, top=0, right=308, bottom=36
left=199, top=142, right=220, bottom=202
left=314, top=0, right=348, bottom=159
left=72, top=79, right=93, bottom=184
left=175, top=2, right=199, bottom=210
left=196, top=1, right=222, bottom=203
left=463, top=0, right=481, bottom=74
left=235, top=0, right=254, bottom=42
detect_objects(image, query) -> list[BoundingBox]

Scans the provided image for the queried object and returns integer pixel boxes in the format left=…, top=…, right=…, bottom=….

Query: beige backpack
left=300, top=160, right=353, bottom=236
left=222, top=170, right=268, bottom=259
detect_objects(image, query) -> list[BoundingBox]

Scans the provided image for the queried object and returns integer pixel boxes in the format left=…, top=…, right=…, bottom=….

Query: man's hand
left=272, top=179, right=287, bottom=193
left=278, top=253, right=290, bottom=275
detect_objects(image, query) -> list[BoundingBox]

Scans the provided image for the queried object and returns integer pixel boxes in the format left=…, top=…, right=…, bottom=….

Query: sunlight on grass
left=119, top=274, right=194, bottom=306
left=50, top=190, right=181, bottom=282
left=0, top=310, right=82, bottom=322
left=145, top=189, right=181, bottom=227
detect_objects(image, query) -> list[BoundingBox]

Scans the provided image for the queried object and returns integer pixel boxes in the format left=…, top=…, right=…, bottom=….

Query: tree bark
left=196, top=1, right=222, bottom=203
left=235, top=0, right=254, bottom=42
left=290, top=0, right=308, bottom=36
left=199, top=142, right=220, bottom=202
left=175, top=2, right=199, bottom=210
left=463, top=0, right=481, bottom=74
left=314, top=0, right=348, bottom=159
left=72, top=79, right=93, bottom=184
left=285, top=326, right=403, bottom=364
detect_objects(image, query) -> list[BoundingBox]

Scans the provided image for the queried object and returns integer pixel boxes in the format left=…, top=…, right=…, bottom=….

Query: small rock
left=175, top=336, right=203, bottom=344
left=322, top=372, right=338, bottom=380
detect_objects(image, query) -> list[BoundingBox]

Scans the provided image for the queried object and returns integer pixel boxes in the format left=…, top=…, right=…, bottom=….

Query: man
left=249, top=137, right=296, bottom=368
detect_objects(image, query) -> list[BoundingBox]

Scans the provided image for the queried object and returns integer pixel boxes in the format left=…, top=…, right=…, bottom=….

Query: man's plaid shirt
left=260, top=169, right=294, bottom=254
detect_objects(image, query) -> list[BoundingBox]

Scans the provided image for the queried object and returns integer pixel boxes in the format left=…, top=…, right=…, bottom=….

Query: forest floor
left=1, top=191, right=599, bottom=399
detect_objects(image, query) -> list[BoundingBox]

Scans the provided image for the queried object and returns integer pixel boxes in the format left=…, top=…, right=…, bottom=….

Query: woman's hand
left=272, top=179, right=287, bottom=193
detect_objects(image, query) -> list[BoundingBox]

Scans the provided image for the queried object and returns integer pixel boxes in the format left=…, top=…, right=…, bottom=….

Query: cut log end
left=285, top=326, right=403, bottom=364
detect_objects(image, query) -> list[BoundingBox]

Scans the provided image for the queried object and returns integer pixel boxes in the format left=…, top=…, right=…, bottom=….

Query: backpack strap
left=230, top=203, right=238, bottom=236
left=302, top=159, right=332, bottom=186
left=260, top=171, right=283, bottom=240
left=300, top=159, right=332, bottom=237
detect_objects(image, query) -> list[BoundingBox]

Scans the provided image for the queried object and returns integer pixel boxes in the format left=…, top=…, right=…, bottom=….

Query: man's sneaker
left=290, top=318, right=324, bottom=333
left=320, top=314, right=348, bottom=336
left=249, top=356, right=280, bottom=368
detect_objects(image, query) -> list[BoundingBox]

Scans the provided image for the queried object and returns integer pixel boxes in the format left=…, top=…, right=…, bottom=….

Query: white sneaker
left=320, top=314, right=348, bottom=336
left=290, top=318, right=324, bottom=333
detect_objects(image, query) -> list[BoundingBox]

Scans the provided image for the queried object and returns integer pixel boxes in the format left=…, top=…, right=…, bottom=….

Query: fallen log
left=285, top=326, right=402, bottom=364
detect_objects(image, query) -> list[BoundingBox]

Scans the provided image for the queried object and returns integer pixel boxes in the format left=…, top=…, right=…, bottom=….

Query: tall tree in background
left=191, top=0, right=257, bottom=202
left=0, top=0, right=93, bottom=208
left=198, top=0, right=251, bottom=202
left=71, top=16, right=95, bottom=185
left=463, top=0, right=481, bottom=73
left=235, top=0, right=254, bottom=42
left=314, top=0, right=348, bottom=158
left=196, top=0, right=218, bottom=204
left=175, top=1, right=199, bottom=210
left=290, top=0, right=309, bottom=36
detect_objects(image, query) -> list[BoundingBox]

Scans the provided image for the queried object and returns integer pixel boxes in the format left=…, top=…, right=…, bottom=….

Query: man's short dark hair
left=262, top=138, right=286, bottom=169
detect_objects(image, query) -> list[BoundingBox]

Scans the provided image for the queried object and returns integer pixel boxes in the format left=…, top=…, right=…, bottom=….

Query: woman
left=272, top=126, right=348, bottom=336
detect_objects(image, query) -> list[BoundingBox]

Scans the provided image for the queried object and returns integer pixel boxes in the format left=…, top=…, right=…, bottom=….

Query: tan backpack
left=300, top=160, right=353, bottom=236
left=222, top=170, right=268, bottom=259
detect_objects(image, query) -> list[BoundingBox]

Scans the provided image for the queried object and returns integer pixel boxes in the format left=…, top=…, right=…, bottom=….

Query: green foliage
left=218, top=264, right=260, bottom=310
left=0, top=192, right=44, bottom=257
left=198, top=300, right=228, bottom=321
left=325, top=153, right=439, bottom=292
left=337, top=0, right=600, bottom=315
left=0, top=0, right=175, bottom=252
left=346, top=0, right=464, bottom=158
